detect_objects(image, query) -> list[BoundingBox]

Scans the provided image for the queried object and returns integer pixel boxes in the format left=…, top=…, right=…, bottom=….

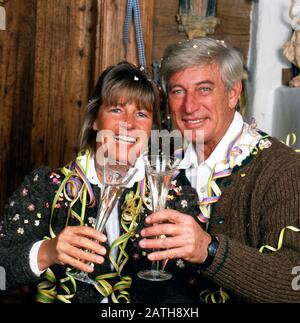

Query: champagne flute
left=67, top=160, right=138, bottom=286
left=138, top=154, right=180, bottom=281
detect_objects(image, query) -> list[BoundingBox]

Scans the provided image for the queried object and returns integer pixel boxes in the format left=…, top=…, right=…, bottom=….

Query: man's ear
left=228, top=81, right=242, bottom=110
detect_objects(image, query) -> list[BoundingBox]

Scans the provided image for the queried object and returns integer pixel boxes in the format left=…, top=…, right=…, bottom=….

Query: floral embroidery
left=33, top=174, right=39, bottom=181
left=27, top=204, right=35, bottom=211
left=10, top=201, right=15, bottom=207
left=21, top=188, right=29, bottom=197
left=258, top=138, right=272, bottom=150
left=176, top=259, right=185, bottom=268
left=34, top=220, right=40, bottom=226
left=54, top=203, right=61, bottom=209
left=50, top=172, right=61, bottom=185
left=17, top=228, right=24, bottom=235
left=13, top=214, right=20, bottom=221
left=167, top=194, right=174, bottom=201
left=24, top=220, right=29, bottom=224
left=88, top=217, right=96, bottom=227
left=36, top=213, right=42, bottom=219
left=189, top=278, right=196, bottom=285
left=132, top=253, right=140, bottom=260
left=181, top=200, right=188, bottom=208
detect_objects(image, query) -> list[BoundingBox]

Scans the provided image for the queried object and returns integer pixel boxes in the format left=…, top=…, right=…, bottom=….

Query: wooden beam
left=31, top=0, right=94, bottom=169
left=94, top=0, right=154, bottom=82
left=0, top=0, right=37, bottom=212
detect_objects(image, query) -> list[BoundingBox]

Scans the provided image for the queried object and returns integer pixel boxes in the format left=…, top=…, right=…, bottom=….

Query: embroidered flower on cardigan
left=13, top=214, right=20, bottom=221
left=9, top=201, right=15, bottom=207
left=181, top=200, right=188, bottom=208
left=189, top=278, right=196, bottom=285
left=21, top=188, right=29, bottom=197
left=36, top=213, right=42, bottom=219
left=88, top=217, right=96, bottom=226
left=258, top=138, right=272, bottom=150
left=33, top=174, right=39, bottom=181
left=17, top=228, right=24, bottom=235
left=132, top=253, right=140, bottom=260
left=24, top=220, right=29, bottom=224
left=27, top=204, right=35, bottom=211
left=34, top=220, right=40, bottom=226
left=176, top=259, right=185, bottom=268
left=50, top=172, right=61, bottom=185
left=54, top=203, right=61, bottom=209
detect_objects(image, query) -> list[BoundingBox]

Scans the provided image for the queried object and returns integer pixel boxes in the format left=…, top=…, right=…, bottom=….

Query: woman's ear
left=228, top=81, right=242, bottom=110
left=92, top=120, right=98, bottom=131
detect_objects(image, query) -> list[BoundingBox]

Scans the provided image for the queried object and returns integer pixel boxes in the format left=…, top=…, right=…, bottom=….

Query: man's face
left=168, top=64, right=241, bottom=152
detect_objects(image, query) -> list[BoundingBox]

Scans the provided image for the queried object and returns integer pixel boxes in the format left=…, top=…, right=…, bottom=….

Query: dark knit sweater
left=204, top=138, right=300, bottom=302
left=1, top=137, right=300, bottom=303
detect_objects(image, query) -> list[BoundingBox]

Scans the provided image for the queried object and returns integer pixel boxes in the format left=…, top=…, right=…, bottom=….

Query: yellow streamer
left=259, top=226, right=300, bottom=254
left=200, top=287, right=229, bottom=303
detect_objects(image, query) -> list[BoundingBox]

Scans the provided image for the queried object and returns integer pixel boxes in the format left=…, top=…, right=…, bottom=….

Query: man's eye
left=198, top=87, right=211, bottom=93
left=170, top=89, right=184, bottom=95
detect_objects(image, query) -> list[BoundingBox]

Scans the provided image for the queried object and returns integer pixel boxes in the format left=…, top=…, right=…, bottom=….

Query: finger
left=140, top=223, right=179, bottom=238
left=145, top=209, right=188, bottom=225
left=70, top=236, right=107, bottom=256
left=60, top=254, right=95, bottom=273
left=67, top=226, right=107, bottom=243
left=67, top=245, right=105, bottom=266
left=147, top=247, right=186, bottom=261
left=139, top=236, right=185, bottom=250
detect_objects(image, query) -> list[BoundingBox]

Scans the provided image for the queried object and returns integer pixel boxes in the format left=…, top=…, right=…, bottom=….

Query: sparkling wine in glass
left=67, top=161, right=138, bottom=286
left=138, top=154, right=180, bottom=281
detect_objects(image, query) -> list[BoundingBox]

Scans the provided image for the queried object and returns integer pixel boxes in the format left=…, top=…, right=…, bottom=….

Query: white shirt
left=29, top=155, right=145, bottom=276
left=179, top=112, right=262, bottom=202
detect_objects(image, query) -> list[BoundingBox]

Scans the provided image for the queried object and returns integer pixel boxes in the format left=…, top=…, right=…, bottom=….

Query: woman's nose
left=120, top=114, right=135, bottom=130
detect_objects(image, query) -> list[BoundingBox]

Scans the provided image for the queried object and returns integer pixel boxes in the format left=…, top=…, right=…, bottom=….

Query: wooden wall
left=0, top=0, right=252, bottom=214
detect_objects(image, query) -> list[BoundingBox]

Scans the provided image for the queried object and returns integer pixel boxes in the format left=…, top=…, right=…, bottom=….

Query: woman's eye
left=136, top=111, right=148, bottom=118
left=109, top=107, right=122, bottom=113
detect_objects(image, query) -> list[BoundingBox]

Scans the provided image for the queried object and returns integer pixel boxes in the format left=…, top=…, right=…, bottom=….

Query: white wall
left=246, top=0, right=298, bottom=140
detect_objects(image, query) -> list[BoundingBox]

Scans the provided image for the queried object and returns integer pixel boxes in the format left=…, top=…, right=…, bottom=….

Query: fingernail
left=145, top=216, right=151, bottom=223
left=148, top=254, right=155, bottom=261
left=139, top=239, right=146, bottom=248
left=140, top=229, right=145, bottom=236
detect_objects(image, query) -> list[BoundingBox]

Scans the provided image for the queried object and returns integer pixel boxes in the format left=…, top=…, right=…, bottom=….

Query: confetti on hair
left=134, top=76, right=139, bottom=81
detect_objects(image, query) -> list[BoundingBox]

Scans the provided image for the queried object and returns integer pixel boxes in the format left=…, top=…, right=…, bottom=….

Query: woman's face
left=93, top=100, right=153, bottom=166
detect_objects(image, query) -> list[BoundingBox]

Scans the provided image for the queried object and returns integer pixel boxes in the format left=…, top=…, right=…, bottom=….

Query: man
left=139, top=38, right=300, bottom=302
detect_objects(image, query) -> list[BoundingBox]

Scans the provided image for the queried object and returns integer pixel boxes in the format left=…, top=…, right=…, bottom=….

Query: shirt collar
left=179, top=111, right=244, bottom=170
left=79, top=154, right=145, bottom=188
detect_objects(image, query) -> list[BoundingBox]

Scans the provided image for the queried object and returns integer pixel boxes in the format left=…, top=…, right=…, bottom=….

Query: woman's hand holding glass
left=38, top=226, right=107, bottom=273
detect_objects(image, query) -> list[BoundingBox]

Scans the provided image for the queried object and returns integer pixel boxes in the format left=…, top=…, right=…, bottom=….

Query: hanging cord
left=124, top=0, right=146, bottom=69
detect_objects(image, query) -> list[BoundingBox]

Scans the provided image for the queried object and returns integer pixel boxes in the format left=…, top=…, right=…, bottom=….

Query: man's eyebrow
left=169, top=80, right=215, bottom=89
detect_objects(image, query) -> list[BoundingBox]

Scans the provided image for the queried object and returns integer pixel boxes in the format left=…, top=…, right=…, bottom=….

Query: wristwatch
left=201, top=235, right=219, bottom=270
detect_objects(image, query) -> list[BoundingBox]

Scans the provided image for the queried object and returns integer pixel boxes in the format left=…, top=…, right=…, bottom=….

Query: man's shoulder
left=253, top=136, right=300, bottom=169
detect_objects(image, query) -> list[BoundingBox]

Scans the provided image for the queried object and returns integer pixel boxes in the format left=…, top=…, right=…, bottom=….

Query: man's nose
left=183, top=92, right=199, bottom=114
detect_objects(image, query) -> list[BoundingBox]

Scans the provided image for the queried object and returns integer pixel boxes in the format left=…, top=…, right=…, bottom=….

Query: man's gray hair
left=159, top=37, right=245, bottom=92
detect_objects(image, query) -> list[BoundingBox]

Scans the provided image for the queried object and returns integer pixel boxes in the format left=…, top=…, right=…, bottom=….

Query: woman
left=0, top=61, right=161, bottom=303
